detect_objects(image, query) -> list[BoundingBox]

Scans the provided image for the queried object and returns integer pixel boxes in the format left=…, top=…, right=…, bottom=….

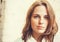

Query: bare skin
left=31, top=5, right=49, bottom=41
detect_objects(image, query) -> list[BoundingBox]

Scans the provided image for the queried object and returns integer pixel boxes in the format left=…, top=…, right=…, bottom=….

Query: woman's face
left=31, top=5, right=49, bottom=34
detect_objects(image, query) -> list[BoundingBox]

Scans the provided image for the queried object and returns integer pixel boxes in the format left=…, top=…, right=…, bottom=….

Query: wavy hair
left=22, top=0, right=58, bottom=42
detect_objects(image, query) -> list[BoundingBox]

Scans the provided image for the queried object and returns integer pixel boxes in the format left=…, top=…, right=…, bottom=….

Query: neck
left=32, top=31, right=42, bottom=41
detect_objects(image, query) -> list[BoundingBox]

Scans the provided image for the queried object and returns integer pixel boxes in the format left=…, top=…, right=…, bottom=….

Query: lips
left=37, top=26, right=44, bottom=30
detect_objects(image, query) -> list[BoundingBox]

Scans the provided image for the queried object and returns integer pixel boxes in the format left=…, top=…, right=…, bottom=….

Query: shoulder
left=14, top=37, right=24, bottom=42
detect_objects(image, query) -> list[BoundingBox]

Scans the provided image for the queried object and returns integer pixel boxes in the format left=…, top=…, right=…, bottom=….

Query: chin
left=38, top=31, right=45, bottom=34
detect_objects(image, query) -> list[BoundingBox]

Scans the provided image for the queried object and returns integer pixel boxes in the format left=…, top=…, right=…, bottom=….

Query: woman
left=15, top=0, right=58, bottom=42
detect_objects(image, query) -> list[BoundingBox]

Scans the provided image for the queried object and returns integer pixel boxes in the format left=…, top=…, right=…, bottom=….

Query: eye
left=44, top=15, right=49, bottom=19
left=33, top=15, right=40, bottom=18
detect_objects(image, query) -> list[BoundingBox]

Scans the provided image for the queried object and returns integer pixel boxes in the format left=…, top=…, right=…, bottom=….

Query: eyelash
left=33, top=15, right=49, bottom=19
left=34, top=15, right=40, bottom=18
left=44, top=16, right=49, bottom=19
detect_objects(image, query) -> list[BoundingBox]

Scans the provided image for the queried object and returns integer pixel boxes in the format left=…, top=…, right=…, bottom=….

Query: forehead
left=32, top=5, right=48, bottom=15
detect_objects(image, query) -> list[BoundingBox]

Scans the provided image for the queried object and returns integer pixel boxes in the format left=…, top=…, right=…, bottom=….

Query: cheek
left=44, top=20, right=48, bottom=27
left=46, top=20, right=48, bottom=25
left=31, top=18, right=38, bottom=28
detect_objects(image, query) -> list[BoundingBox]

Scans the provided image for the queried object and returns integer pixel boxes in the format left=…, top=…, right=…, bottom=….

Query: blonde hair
left=22, top=0, right=58, bottom=42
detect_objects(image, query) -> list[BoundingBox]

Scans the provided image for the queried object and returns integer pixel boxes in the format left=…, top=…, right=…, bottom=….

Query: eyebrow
left=32, top=14, right=48, bottom=16
left=32, top=14, right=40, bottom=16
left=33, top=13, right=42, bottom=15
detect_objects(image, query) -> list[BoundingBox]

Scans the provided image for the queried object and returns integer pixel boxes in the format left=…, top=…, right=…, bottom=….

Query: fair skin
left=31, top=5, right=49, bottom=41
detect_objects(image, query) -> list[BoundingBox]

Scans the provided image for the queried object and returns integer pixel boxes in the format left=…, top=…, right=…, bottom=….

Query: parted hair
left=22, top=0, right=58, bottom=42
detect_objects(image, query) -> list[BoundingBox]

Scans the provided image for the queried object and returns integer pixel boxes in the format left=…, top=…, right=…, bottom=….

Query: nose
left=39, top=17, right=44, bottom=24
